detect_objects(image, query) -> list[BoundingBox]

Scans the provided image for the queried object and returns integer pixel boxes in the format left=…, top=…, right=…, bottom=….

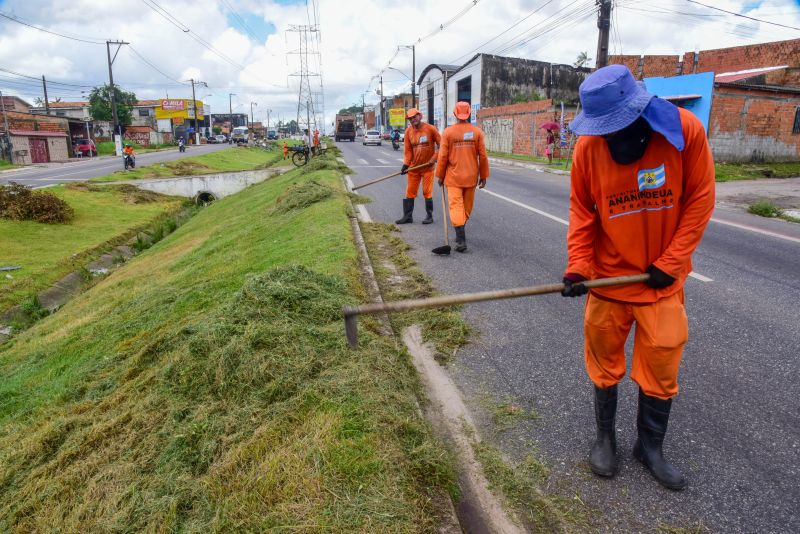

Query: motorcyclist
left=392, top=129, right=401, bottom=150
left=178, top=137, right=186, bottom=151
left=123, top=143, right=135, bottom=169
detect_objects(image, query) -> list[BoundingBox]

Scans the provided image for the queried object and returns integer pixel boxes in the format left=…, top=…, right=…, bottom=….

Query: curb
left=341, top=168, right=524, bottom=533
left=487, top=155, right=570, bottom=176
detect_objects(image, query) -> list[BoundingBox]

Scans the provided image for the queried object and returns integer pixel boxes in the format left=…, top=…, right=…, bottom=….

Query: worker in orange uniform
left=435, top=101, right=489, bottom=252
left=313, top=128, right=320, bottom=155
left=395, top=108, right=441, bottom=225
left=561, top=65, right=715, bottom=490
left=282, top=141, right=289, bottom=160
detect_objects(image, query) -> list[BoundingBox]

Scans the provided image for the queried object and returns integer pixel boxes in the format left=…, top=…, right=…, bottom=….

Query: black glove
left=400, top=164, right=409, bottom=174
left=646, top=264, right=675, bottom=289
left=561, top=274, right=588, bottom=297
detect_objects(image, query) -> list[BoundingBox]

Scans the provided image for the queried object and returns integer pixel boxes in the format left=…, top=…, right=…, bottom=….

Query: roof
left=36, top=99, right=182, bottom=110
left=715, top=65, right=788, bottom=83
left=416, top=63, right=461, bottom=85
left=9, top=129, right=67, bottom=137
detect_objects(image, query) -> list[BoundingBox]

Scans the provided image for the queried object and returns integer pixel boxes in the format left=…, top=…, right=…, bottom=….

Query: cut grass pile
left=0, top=152, right=455, bottom=531
left=0, top=183, right=184, bottom=311
left=90, top=145, right=282, bottom=182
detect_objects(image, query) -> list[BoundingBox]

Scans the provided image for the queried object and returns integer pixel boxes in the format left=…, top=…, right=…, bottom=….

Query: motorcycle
left=123, top=153, right=136, bottom=170
left=178, top=138, right=186, bottom=153
left=391, top=138, right=400, bottom=151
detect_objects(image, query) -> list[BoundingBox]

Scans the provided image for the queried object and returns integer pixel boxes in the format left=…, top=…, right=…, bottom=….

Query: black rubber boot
left=633, top=388, right=687, bottom=490
left=454, top=226, right=467, bottom=252
left=590, top=385, right=618, bottom=477
left=422, top=198, right=434, bottom=224
left=395, top=198, right=414, bottom=224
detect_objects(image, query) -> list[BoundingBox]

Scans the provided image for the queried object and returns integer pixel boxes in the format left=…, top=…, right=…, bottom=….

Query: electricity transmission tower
left=287, top=24, right=321, bottom=134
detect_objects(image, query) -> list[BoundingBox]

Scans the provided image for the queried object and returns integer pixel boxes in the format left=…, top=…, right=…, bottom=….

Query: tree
left=88, top=84, right=137, bottom=128
left=338, top=104, right=362, bottom=115
left=212, top=126, right=222, bottom=135
left=574, top=51, right=592, bottom=69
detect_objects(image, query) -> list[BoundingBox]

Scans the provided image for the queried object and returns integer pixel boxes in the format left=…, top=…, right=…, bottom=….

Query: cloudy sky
left=1, top=0, right=799, bottom=131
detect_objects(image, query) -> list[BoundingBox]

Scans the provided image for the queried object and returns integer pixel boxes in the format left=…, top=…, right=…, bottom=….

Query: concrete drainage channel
left=0, top=168, right=284, bottom=343
left=341, top=168, right=524, bottom=534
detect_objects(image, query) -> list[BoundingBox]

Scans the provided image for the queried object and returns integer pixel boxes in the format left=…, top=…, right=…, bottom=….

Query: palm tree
left=574, top=51, right=592, bottom=68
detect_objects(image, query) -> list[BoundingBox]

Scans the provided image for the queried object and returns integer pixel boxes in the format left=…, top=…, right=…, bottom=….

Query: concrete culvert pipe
left=195, top=191, right=217, bottom=205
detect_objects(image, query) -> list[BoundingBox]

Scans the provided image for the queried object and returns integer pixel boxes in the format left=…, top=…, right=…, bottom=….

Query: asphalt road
left=339, top=139, right=800, bottom=533
left=0, top=142, right=234, bottom=188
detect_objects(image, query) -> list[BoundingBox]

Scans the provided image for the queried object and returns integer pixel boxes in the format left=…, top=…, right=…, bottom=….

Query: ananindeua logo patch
left=637, top=164, right=666, bottom=191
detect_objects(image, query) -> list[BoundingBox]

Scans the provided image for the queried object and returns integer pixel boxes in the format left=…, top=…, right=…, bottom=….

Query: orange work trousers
left=583, top=290, right=688, bottom=400
left=446, top=185, right=475, bottom=227
left=405, top=170, right=434, bottom=199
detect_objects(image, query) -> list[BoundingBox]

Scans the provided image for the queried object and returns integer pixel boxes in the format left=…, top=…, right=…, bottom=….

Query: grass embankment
left=0, top=184, right=184, bottom=311
left=91, top=145, right=282, bottom=182
left=487, top=150, right=571, bottom=168
left=0, top=160, right=15, bottom=169
left=0, top=151, right=456, bottom=531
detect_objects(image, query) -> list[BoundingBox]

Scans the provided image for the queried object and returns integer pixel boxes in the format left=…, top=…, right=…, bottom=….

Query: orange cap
left=406, top=108, right=421, bottom=119
left=453, top=101, right=471, bottom=120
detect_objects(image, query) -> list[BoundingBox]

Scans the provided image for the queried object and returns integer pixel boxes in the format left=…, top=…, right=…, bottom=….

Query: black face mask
left=604, top=117, right=653, bottom=165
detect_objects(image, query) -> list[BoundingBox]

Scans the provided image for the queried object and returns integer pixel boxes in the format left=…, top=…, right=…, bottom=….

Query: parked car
left=73, top=138, right=97, bottom=157
left=215, top=134, right=227, bottom=144
left=206, top=136, right=218, bottom=144
left=363, top=130, right=382, bottom=146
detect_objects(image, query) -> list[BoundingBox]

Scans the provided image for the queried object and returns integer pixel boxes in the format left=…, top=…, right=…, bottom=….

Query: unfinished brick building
left=610, top=38, right=800, bottom=162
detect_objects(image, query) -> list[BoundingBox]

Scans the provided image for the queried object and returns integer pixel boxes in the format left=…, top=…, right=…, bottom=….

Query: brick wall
left=477, top=100, right=578, bottom=157
left=696, top=38, right=800, bottom=75
left=709, top=86, right=800, bottom=162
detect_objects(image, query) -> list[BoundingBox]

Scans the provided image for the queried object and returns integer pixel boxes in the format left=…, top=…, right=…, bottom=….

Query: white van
left=232, top=127, right=250, bottom=144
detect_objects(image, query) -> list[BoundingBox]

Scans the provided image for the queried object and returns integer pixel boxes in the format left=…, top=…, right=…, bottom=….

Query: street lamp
left=385, top=66, right=412, bottom=82
left=398, top=44, right=416, bottom=108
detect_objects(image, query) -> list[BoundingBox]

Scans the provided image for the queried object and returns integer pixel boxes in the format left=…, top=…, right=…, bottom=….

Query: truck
left=335, top=114, right=356, bottom=142
left=231, top=126, right=250, bottom=144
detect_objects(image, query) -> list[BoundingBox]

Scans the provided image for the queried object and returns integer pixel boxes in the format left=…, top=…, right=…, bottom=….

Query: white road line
left=357, top=158, right=369, bottom=165
left=481, top=187, right=714, bottom=282
left=349, top=165, right=394, bottom=168
left=710, top=217, right=800, bottom=244
left=376, top=158, right=391, bottom=164
left=481, top=188, right=569, bottom=225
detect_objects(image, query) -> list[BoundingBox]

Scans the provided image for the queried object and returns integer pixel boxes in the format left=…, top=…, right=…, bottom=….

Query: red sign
left=161, top=99, right=185, bottom=111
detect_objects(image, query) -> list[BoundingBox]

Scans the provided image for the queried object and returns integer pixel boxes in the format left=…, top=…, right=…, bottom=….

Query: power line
left=219, top=0, right=263, bottom=42
left=0, top=11, right=107, bottom=44
left=128, top=46, right=187, bottom=85
left=685, top=0, right=800, bottom=31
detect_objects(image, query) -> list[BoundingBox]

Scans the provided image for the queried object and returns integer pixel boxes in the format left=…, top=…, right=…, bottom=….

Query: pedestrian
left=313, top=128, right=320, bottom=155
left=545, top=128, right=556, bottom=164
left=395, top=108, right=441, bottom=225
left=282, top=141, right=289, bottom=160
left=435, top=101, right=489, bottom=252
left=561, top=64, right=715, bottom=490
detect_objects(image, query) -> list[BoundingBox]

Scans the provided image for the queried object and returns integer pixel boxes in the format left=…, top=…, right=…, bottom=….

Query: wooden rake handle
left=344, top=274, right=650, bottom=317
left=351, top=162, right=434, bottom=191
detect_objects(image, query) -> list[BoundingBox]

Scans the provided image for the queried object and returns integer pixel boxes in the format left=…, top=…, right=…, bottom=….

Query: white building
left=417, top=64, right=460, bottom=130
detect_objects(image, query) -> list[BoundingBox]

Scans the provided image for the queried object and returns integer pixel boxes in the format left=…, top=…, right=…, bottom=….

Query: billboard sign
left=155, top=99, right=204, bottom=120
left=389, top=108, right=406, bottom=128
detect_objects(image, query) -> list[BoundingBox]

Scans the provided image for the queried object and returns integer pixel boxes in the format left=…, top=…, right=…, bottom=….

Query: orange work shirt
left=436, top=123, right=490, bottom=188
left=566, top=107, right=715, bottom=303
left=403, top=123, right=441, bottom=169
left=313, top=131, right=320, bottom=146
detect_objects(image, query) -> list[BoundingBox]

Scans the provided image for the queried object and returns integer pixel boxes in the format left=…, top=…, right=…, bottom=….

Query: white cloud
left=0, top=0, right=798, bottom=131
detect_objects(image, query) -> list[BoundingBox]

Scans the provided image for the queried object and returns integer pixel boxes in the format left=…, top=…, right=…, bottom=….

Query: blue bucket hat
left=570, top=64, right=684, bottom=151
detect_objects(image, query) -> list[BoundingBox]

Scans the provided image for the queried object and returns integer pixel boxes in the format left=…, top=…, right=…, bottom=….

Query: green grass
left=0, top=159, right=15, bottom=169
left=0, top=152, right=456, bottom=531
left=715, top=161, right=800, bottom=182
left=0, top=184, right=183, bottom=311
left=90, top=145, right=282, bottom=182
left=748, top=199, right=800, bottom=223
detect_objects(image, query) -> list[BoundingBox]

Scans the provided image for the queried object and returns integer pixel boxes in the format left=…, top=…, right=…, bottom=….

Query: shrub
left=0, top=182, right=74, bottom=224
left=748, top=199, right=782, bottom=218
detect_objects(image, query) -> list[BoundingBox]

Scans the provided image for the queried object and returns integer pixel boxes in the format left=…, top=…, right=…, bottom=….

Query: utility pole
left=266, top=109, right=271, bottom=131
left=250, top=101, right=257, bottom=127
left=0, top=89, right=13, bottom=164
left=287, top=24, right=321, bottom=136
left=399, top=45, right=416, bottom=108
left=229, top=93, right=235, bottom=141
left=380, top=75, right=384, bottom=132
left=42, top=76, right=50, bottom=115
left=106, top=40, right=129, bottom=155
left=188, top=79, right=207, bottom=145
left=595, top=0, right=612, bottom=69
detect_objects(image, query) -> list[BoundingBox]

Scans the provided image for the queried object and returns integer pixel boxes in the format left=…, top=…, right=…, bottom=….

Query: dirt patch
left=271, top=181, right=333, bottom=214
left=168, top=160, right=213, bottom=176
left=715, top=177, right=800, bottom=210
left=66, top=182, right=166, bottom=203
